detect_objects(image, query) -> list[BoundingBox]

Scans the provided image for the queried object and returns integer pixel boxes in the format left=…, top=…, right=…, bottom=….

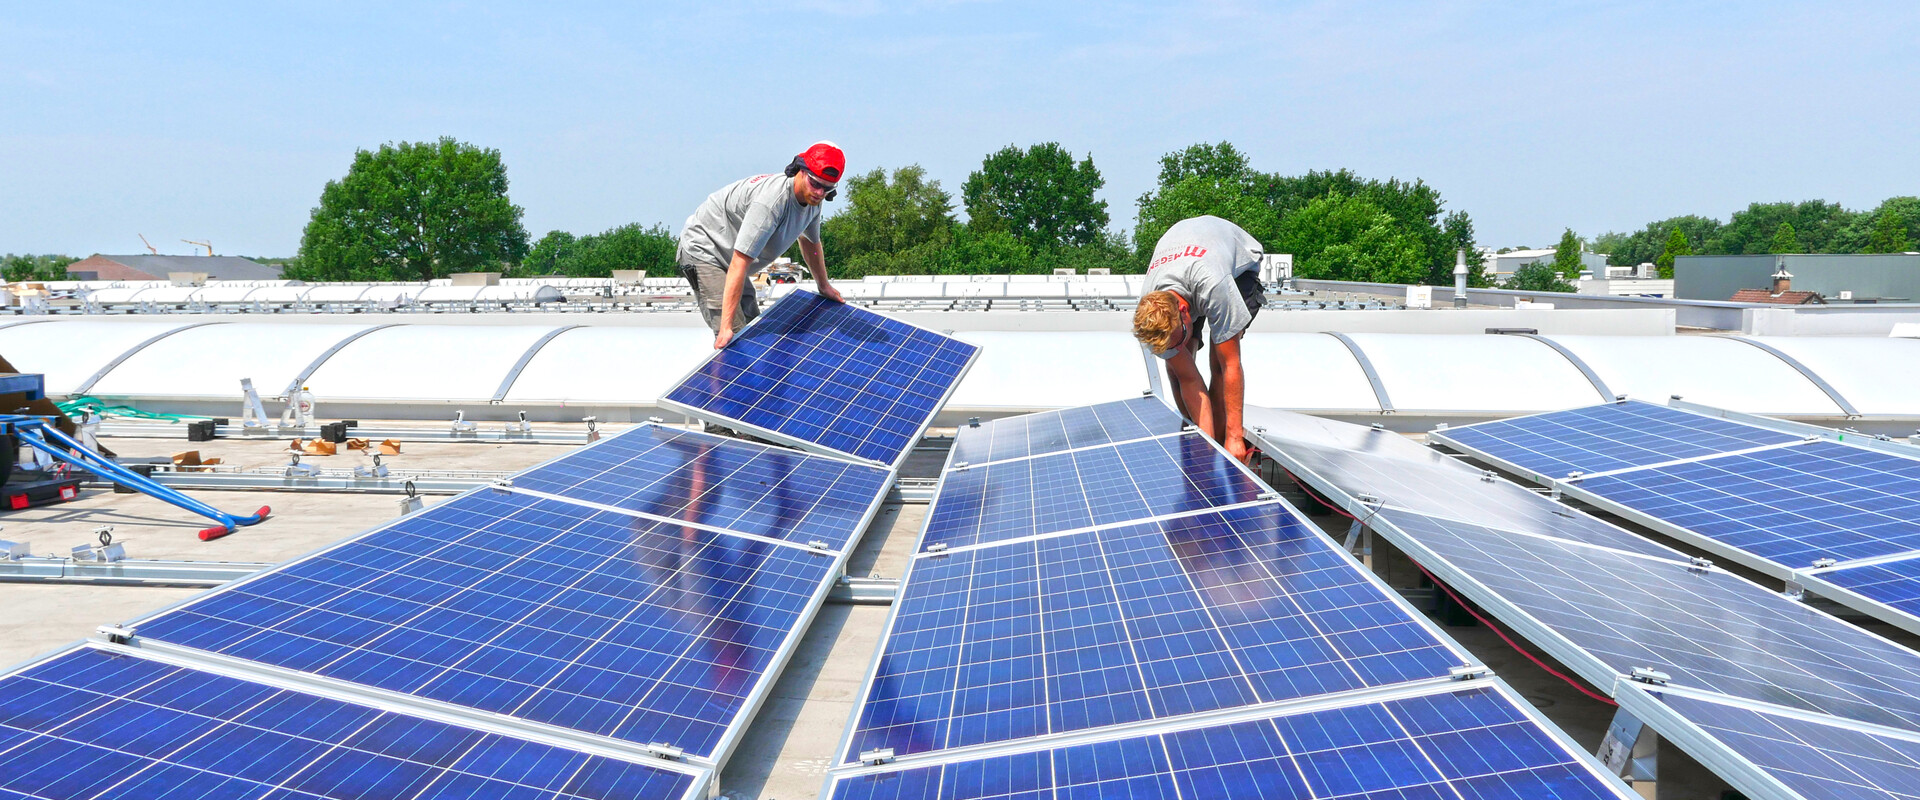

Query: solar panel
left=1574, top=441, right=1920, bottom=568
left=921, top=432, right=1267, bottom=550
left=1805, top=555, right=1920, bottom=629
left=842, top=503, right=1469, bottom=763
left=660, top=290, right=979, bottom=467
left=1379, top=509, right=1920, bottom=734
left=130, top=490, right=834, bottom=758
left=0, top=646, right=701, bottom=800
left=1628, top=685, right=1920, bottom=800
left=1241, top=407, right=1681, bottom=559
left=513, top=424, right=892, bottom=550
left=829, top=683, right=1632, bottom=800
left=1437, top=400, right=1801, bottom=479
left=949, top=396, right=1186, bottom=466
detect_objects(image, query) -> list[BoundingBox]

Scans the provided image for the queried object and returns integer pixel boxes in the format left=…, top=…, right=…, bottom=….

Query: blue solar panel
left=921, top=433, right=1266, bottom=550
left=949, top=396, right=1186, bottom=466
left=1380, top=509, right=1920, bottom=734
left=1439, top=400, right=1801, bottom=479
left=844, top=503, right=1468, bottom=762
left=1575, top=441, right=1920, bottom=568
left=1254, top=421, right=1681, bottom=559
left=830, top=684, right=1627, bottom=800
left=1650, top=689, right=1920, bottom=800
left=132, top=490, right=832, bottom=758
left=513, top=424, right=892, bottom=550
left=1812, top=556, right=1920, bottom=624
left=661, top=290, right=978, bottom=466
left=0, top=647, right=699, bottom=800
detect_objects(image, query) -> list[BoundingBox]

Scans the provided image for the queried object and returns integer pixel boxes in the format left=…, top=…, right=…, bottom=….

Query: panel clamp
left=859, top=747, right=896, bottom=765
left=807, top=540, right=832, bottom=552
left=924, top=542, right=949, bottom=554
left=1448, top=665, right=1489, bottom=681
left=97, top=624, right=136, bottom=645
left=1685, top=556, right=1713, bottom=574
left=1810, top=558, right=1837, bottom=569
left=489, top=478, right=515, bottom=493
left=643, top=742, right=684, bottom=761
left=1629, top=667, right=1670, bottom=686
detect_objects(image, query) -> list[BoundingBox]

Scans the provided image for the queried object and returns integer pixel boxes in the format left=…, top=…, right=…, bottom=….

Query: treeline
left=290, top=137, right=1492, bottom=285
left=2, top=254, right=77, bottom=282
left=1592, top=198, right=1918, bottom=278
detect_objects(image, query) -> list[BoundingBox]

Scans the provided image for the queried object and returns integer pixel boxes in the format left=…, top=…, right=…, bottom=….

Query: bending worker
left=677, top=141, right=847, bottom=348
left=1132, top=215, right=1266, bottom=463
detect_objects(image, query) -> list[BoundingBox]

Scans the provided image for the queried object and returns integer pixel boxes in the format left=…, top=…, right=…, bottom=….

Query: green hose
left=57, top=395, right=210, bottom=422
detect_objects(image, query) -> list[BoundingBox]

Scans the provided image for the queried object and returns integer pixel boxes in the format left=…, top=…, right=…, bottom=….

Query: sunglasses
left=803, top=172, right=836, bottom=193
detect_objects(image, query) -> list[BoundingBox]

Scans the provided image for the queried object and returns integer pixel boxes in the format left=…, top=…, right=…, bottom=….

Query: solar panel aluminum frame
left=655, top=289, right=982, bottom=470
left=1251, top=430, right=1637, bottom=696
left=3, top=639, right=713, bottom=799
left=823, top=675, right=1636, bottom=799
left=112, top=423, right=902, bottom=774
left=1795, top=553, right=1920, bottom=640
left=1610, top=681, right=1855, bottom=800
left=831, top=406, right=1485, bottom=772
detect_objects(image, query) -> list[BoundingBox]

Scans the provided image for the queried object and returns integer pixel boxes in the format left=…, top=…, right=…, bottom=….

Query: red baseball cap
left=797, top=141, right=845, bottom=184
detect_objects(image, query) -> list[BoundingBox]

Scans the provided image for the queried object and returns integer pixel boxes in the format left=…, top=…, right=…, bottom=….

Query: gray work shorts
left=678, top=262, right=759, bottom=333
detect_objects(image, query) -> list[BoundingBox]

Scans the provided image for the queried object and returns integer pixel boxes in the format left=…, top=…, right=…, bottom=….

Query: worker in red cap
left=678, top=141, right=846, bottom=349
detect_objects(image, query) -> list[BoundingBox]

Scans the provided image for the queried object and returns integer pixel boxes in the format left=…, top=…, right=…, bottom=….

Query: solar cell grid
left=949, top=396, right=1185, bottom=466
left=1809, top=556, right=1920, bottom=625
left=922, top=432, right=1266, bottom=550
left=844, top=503, right=1467, bottom=762
left=0, top=647, right=699, bottom=800
left=1647, top=689, right=1920, bottom=800
left=132, top=490, right=832, bottom=758
left=1575, top=441, right=1920, bottom=568
left=1380, top=509, right=1920, bottom=735
left=662, top=290, right=978, bottom=467
left=830, top=684, right=1627, bottom=800
left=1439, top=400, right=1801, bottom=479
left=512, top=425, right=892, bottom=550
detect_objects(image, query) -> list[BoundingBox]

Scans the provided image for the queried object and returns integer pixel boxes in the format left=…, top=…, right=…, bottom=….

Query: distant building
left=1676, top=253, right=1920, bottom=303
left=65, top=254, right=283, bottom=282
left=1483, top=248, right=1610, bottom=282
left=1728, top=266, right=1824, bottom=305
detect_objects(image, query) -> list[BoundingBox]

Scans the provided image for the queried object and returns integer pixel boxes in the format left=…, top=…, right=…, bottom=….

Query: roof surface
left=1730, top=288, right=1824, bottom=304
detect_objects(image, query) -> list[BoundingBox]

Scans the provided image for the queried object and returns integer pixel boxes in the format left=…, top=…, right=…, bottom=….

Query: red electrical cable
left=1281, top=470, right=1618, bottom=707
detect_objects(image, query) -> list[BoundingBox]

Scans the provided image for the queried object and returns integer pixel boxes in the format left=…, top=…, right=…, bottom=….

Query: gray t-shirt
left=1144, top=215, right=1263, bottom=357
left=677, top=174, right=824, bottom=273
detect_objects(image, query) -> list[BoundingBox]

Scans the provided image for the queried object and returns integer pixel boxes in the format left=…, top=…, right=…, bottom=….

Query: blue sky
left=4, top=2, right=1916, bottom=257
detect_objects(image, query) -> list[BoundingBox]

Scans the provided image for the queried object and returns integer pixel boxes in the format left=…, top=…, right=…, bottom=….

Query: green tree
left=1277, top=195, right=1425, bottom=284
left=819, top=165, right=956, bottom=276
left=932, top=226, right=1034, bottom=274
left=962, top=143, right=1109, bottom=250
left=1133, top=174, right=1281, bottom=261
left=2, top=254, right=77, bottom=282
left=1857, top=198, right=1919, bottom=253
left=1708, top=201, right=1854, bottom=255
left=523, top=231, right=578, bottom=276
left=1655, top=227, right=1692, bottom=279
left=523, top=224, right=675, bottom=278
left=1549, top=228, right=1586, bottom=279
left=295, top=137, right=529, bottom=281
left=1508, top=260, right=1576, bottom=292
left=1869, top=210, right=1913, bottom=253
left=1594, top=215, right=1722, bottom=267
left=1768, top=221, right=1803, bottom=254
left=1257, top=169, right=1459, bottom=286
left=1441, top=211, right=1493, bottom=287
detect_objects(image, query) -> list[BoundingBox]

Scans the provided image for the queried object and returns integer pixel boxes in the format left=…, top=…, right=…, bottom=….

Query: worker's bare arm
left=714, top=250, right=755, bottom=349
left=1210, top=335, right=1249, bottom=462
left=1166, top=347, right=1214, bottom=440
left=799, top=236, right=841, bottom=302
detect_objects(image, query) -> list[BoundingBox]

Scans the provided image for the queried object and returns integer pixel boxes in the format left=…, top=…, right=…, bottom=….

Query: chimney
left=1771, top=259, right=1793, bottom=296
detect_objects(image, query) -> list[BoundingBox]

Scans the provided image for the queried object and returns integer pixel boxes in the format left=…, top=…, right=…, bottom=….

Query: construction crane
left=181, top=239, right=213, bottom=257
left=138, top=234, right=158, bottom=254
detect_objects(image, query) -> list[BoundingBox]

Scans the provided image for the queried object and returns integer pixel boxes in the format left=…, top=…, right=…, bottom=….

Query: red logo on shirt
left=1148, top=245, right=1208, bottom=271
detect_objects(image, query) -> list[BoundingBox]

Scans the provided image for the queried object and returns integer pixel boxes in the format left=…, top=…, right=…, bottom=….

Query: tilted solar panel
left=1379, top=509, right=1920, bottom=735
left=1437, top=400, right=1801, bottom=479
left=1804, top=555, right=1920, bottom=631
left=1574, top=441, right=1920, bottom=569
left=842, top=503, right=1469, bottom=763
left=1627, top=686, right=1920, bottom=800
left=513, top=424, right=892, bottom=550
left=0, top=646, right=702, bottom=800
left=921, top=432, right=1267, bottom=550
left=949, top=395, right=1185, bottom=466
left=660, top=290, right=979, bottom=467
left=130, top=490, right=834, bottom=759
left=829, top=683, right=1631, bottom=800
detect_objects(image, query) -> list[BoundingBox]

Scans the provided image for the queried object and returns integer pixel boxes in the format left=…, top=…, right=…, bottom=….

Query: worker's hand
left=714, top=326, right=734, bottom=349
left=1226, top=436, right=1252, bottom=464
left=816, top=282, right=843, bottom=303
